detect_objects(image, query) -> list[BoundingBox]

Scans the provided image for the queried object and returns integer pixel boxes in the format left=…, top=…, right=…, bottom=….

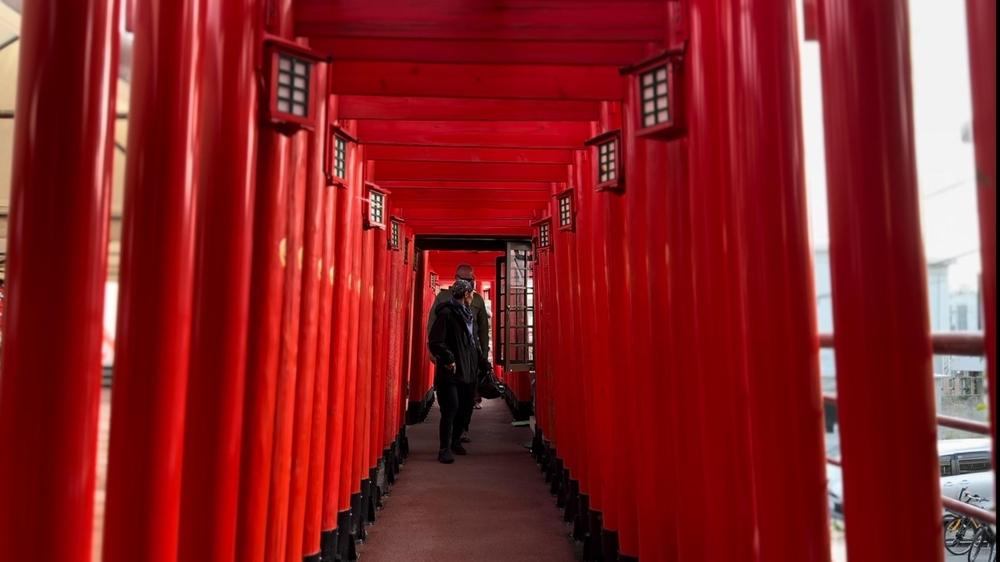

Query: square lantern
left=556, top=189, right=575, bottom=231
left=404, top=237, right=411, bottom=265
left=430, top=272, right=439, bottom=290
left=533, top=217, right=553, bottom=250
left=621, top=48, right=685, bottom=139
left=325, top=125, right=358, bottom=186
left=584, top=130, right=623, bottom=192
left=389, top=217, right=404, bottom=250
left=364, top=182, right=388, bottom=230
left=264, top=38, right=324, bottom=129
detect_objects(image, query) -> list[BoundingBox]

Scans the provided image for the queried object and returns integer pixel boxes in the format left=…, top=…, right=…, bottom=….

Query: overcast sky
left=798, top=1, right=982, bottom=291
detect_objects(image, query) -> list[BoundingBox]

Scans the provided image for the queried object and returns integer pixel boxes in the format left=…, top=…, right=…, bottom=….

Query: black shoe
left=460, top=431, right=471, bottom=443
left=438, top=448, right=455, bottom=464
left=451, top=443, right=468, bottom=455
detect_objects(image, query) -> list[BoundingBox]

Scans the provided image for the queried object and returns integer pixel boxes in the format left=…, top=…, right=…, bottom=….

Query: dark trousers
left=436, top=380, right=475, bottom=450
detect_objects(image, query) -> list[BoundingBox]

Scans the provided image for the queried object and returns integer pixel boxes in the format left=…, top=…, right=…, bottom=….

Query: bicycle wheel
left=945, top=515, right=976, bottom=555
left=967, top=527, right=995, bottom=561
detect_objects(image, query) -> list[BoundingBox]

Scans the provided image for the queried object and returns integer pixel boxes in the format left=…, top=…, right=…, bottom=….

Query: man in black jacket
left=428, top=279, right=484, bottom=464
left=427, top=264, right=490, bottom=443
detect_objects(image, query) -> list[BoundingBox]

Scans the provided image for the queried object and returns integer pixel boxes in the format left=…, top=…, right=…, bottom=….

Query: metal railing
left=819, top=331, right=995, bottom=525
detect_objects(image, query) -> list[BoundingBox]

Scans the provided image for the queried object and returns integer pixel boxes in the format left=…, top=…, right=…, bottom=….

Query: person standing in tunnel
left=428, top=264, right=490, bottom=443
left=428, top=279, right=484, bottom=464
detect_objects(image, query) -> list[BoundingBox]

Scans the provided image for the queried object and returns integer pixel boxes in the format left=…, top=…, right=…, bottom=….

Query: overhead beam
left=295, top=1, right=665, bottom=42
left=410, top=225, right=534, bottom=237
left=310, top=38, right=654, bottom=66
left=364, top=145, right=575, bottom=164
left=337, top=96, right=601, bottom=122
left=379, top=180, right=556, bottom=191
left=357, top=120, right=593, bottom=148
left=370, top=160, right=568, bottom=182
left=328, top=61, right=624, bottom=100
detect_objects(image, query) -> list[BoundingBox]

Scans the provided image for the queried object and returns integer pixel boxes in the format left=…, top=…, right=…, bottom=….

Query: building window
left=333, top=135, right=348, bottom=179
left=640, top=65, right=670, bottom=128
left=365, top=183, right=387, bottom=229
left=621, top=49, right=685, bottom=139
left=585, top=130, right=623, bottom=191
left=557, top=190, right=574, bottom=231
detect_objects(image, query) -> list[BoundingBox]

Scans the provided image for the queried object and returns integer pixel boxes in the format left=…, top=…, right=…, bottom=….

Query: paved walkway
left=358, top=398, right=579, bottom=561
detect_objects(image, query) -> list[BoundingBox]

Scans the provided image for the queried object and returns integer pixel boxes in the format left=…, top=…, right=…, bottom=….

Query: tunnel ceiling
left=295, top=0, right=667, bottom=237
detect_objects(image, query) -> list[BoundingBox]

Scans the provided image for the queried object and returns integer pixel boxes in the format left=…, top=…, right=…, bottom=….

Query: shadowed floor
left=358, top=398, right=579, bottom=562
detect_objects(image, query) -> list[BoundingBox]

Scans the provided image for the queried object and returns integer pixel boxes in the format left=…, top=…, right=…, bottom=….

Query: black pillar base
left=619, top=555, right=639, bottom=562
left=601, top=529, right=620, bottom=562
left=581, top=509, right=602, bottom=560
left=385, top=446, right=397, bottom=486
left=563, top=478, right=579, bottom=523
left=337, top=510, right=354, bottom=562
left=349, top=489, right=366, bottom=543
left=399, top=425, right=410, bottom=459
left=320, top=527, right=339, bottom=562
left=303, top=552, right=321, bottom=562
left=366, top=470, right=378, bottom=523
left=405, top=389, right=436, bottom=425
left=374, top=459, right=387, bottom=509
left=572, top=494, right=590, bottom=541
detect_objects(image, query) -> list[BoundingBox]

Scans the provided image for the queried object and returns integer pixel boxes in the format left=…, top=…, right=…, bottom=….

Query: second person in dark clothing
left=428, top=279, right=483, bottom=464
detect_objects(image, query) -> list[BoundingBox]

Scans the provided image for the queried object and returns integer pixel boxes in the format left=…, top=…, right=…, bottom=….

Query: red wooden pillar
left=683, top=1, right=759, bottom=559
left=370, top=226, right=390, bottom=472
left=0, top=0, right=119, bottom=559
left=321, top=129, right=361, bottom=548
left=264, top=131, right=308, bottom=562
left=818, top=1, right=941, bottom=559
left=353, top=226, right=376, bottom=512
left=234, top=81, right=293, bottom=562
left=285, top=62, right=330, bottom=562
left=303, top=141, right=340, bottom=560
left=176, top=0, right=259, bottom=558
left=733, top=2, right=830, bottom=560
left=101, top=0, right=201, bottom=560
left=964, top=0, right=996, bottom=475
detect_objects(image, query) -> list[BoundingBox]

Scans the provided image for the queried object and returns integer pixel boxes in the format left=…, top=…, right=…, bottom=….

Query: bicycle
left=944, top=487, right=990, bottom=556
left=968, top=523, right=996, bottom=562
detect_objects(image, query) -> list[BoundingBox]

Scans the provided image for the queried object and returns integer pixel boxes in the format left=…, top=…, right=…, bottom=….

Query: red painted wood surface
left=371, top=161, right=569, bottom=183
left=819, top=1, right=942, bottom=560
left=965, top=0, right=997, bottom=478
left=101, top=0, right=201, bottom=559
left=340, top=96, right=601, bottom=122
left=311, top=37, right=651, bottom=66
left=357, top=120, right=595, bottom=149
left=0, top=0, right=119, bottom=559
left=366, top=145, right=574, bottom=164
left=176, top=1, right=259, bottom=559
left=296, top=0, right=664, bottom=42
left=329, top=61, right=623, bottom=100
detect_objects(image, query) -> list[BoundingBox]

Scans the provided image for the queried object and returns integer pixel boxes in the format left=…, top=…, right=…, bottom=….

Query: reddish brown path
left=359, top=399, right=579, bottom=561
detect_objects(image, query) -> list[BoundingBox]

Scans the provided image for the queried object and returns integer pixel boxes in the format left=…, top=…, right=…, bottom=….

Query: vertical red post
left=0, top=0, right=118, bottom=559
left=321, top=128, right=361, bottom=547
left=102, top=0, right=201, bottom=560
left=303, top=139, right=340, bottom=560
left=683, top=1, right=760, bottom=559
left=731, top=2, right=831, bottom=560
left=176, top=0, right=259, bottom=559
left=235, top=85, right=293, bottom=562
left=818, top=1, right=941, bottom=559
left=265, top=132, right=308, bottom=562
left=964, top=0, right=996, bottom=476
left=235, top=0, right=293, bottom=557
left=285, top=62, right=330, bottom=562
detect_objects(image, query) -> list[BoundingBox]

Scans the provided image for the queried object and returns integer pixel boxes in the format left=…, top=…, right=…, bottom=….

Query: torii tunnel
left=0, top=0, right=995, bottom=561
